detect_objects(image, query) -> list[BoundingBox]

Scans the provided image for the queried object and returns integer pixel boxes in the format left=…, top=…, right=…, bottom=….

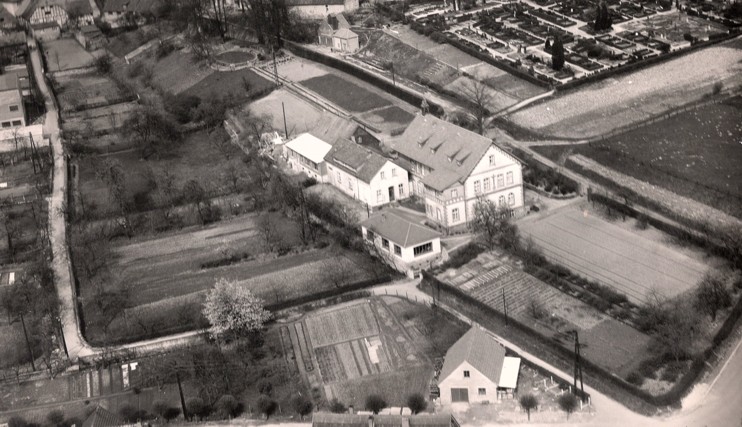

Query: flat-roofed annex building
left=0, top=72, right=25, bottom=129
left=284, top=132, right=333, bottom=182
left=361, top=208, right=442, bottom=277
left=390, top=114, right=524, bottom=231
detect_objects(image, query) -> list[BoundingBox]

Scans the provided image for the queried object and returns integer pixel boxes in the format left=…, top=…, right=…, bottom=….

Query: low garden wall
left=284, top=41, right=446, bottom=117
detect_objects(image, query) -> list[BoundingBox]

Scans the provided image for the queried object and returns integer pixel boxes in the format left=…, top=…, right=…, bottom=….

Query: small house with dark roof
left=391, top=114, right=524, bottom=231
left=325, top=138, right=409, bottom=208
left=361, top=208, right=442, bottom=277
left=332, top=28, right=359, bottom=53
left=318, top=12, right=350, bottom=47
left=312, top=412, right=460, bottom=427
left=437, top=326, right=521, bottom=404
left=284, top=0, right=359, bottom=18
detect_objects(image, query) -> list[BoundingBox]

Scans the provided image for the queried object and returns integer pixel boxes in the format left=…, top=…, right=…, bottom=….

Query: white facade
left=361, top=224, right=441, bottom=274
left=422, top=146, right=524, bottom=230
left=438, top=361, right=498, bottom=404
left=284, top=133, right=332, bottom=183
left=326, top=160, right=409, bottom=208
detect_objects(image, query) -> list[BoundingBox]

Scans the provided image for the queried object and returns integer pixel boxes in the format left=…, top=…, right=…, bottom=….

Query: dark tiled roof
left=361, top=208, right=440, bottom=247
left=0, top=31, right=25, bottom=47
left=391, top=114, right=493, bottom=192
left=438, top=327, right=506, bottom=385
left=325, top=138, right=389, bottom=183
left=82, top=406, right=127, bottom=427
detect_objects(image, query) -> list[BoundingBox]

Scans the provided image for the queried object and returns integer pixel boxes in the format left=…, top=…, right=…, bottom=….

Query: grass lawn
left=54, top=73, right=132, bottom=112
left=300, top=74, right=391, bottom=113
left=81, top=226, right=378, bottom=344
left=139, top=50, right=215, bottom=94
left=533, top=96, right=742, bottom=217
left=518, top=205, right=710, bottom=302
left=181, top=69, right=274, bottom=102
left=215, top=50, right=256, bottom=63
left=42, top=39, right=95, bottom=72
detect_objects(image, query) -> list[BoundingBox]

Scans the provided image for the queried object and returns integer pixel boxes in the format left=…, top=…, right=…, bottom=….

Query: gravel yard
left=508, top=41, right=742, bottom=139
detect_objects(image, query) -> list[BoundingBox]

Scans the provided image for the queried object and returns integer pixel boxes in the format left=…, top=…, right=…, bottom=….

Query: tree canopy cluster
left=593, top=2, right=613, bottom=31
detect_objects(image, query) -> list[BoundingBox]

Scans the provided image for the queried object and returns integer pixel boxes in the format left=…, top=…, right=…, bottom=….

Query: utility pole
left=19, top=314, right=36, bottom=371
left=502, top=288, right=508, bottom=326
left=570, top=330, right=584, bottom=400
left=271, top=44, right=279, bottom=86
left=281, top=101, right=288, bottom=138
left=175, top=370, right=189, bottom=420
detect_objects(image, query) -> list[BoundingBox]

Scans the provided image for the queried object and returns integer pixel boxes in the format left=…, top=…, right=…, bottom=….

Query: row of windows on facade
left=472, top=172, right=513, bottom=196
left=426, top=193, right=515, bottom=222
left=1, top=120, right=22, bottom=128
left=366, top=231, right=433, bottom=257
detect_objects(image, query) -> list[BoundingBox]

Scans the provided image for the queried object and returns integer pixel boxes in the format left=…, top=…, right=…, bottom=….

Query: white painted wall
left=327, top=160, right=409, bottom=208
left=362, top=225, right=441, bottom=266
left=438, top=361, right=498, bottom=405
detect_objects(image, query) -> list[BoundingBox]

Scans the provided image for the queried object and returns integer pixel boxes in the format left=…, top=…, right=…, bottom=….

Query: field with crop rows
left=439, top=251, right=652, bottom=376
left=508, top=38, right=742, bottom=139
left=289, top=297, right=468, bottom=407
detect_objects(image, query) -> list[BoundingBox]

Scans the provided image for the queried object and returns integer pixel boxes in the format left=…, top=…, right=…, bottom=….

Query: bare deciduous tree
left=460, top=80, right=493, bottom=135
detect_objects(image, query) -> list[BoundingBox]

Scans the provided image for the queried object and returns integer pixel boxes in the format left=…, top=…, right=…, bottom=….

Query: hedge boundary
left=422, top=266, right=742, bottom=412
left=284, top=41, right=445, bottom=117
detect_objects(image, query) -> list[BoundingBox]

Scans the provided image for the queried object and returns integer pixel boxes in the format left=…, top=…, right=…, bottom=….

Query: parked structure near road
left=286, top=0, right=359, bottom=18
left=312, top=412, right=460, bottom=427
left=361, top=208, right=442, bottom=277
left=437, top=326, right=521, bottom=404
left=284, top=132, right=333, bottom=182
left=391, top=114, right=524, bottom=231
left=325, top=138, right=409, bottom=208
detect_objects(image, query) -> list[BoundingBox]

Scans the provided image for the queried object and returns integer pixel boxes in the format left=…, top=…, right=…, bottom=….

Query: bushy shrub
left=329, top=398, right=347, bottom=413
left=256, top=395, right=278, bottom=419
left=439, top=243, right=485, bottom=270
left=157, top=40, right=176, bottom=59
left=187, top=398, right=210, bottom=421
left=257, top=379, right=273, bottom=396
left=302, top=177, right=318, bottom=188
left=46, top=411, right=65, bottom=426
left=365, top=394, right=387, bottom=414
left=625, top=371, right=645, bottom=386
left=215, top=395, right=241, bottom=419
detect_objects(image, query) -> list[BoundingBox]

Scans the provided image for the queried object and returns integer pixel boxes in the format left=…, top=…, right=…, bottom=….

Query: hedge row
left=510, top=146, right=582, bottom=194
left=284, top=41, right=445, bottom=117
left=423, top=267, right=742, bottom=411
left=442, top=37, right=552, bottom=89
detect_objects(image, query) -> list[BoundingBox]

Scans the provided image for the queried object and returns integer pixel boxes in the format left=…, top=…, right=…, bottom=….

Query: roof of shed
left=361, top=208, right=440, bottom=248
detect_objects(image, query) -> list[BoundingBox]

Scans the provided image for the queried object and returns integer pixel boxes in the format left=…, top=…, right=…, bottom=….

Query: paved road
left=28, top=37, right=95, bottom=360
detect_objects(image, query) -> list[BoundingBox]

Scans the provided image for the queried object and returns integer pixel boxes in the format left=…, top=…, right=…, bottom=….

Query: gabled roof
left=285, top=133, right=332, bottom=164
left=325, top=138, right=391, bottom=183
left=361, top=208, right=441, bottom=248
left=391, top=114, right=494, bottom=192
left=309, top=115, right=358, bottom=143
left=438, top=326, right=507, bottom=385
left=81, top=405, right=128, bottom=427
left=0, top=7, right=18, bottom=26
left=333, top=28, right=358, bottom=39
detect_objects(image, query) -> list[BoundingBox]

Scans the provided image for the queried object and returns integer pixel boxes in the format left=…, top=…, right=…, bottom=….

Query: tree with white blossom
left=202, top=278, right=271, bottom=342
